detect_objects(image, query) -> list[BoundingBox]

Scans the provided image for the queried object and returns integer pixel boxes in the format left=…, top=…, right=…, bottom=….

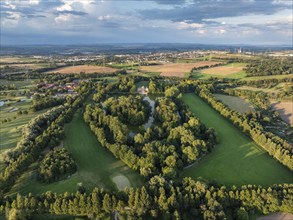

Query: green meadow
left=181, top=93, right=292, bottom=186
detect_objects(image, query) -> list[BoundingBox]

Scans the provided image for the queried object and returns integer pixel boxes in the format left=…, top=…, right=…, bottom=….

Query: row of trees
left=1, top=177, right=292, bottom=220
left=31, top=96, right=66, bottom=111
left=197, top=85, right=293, bottom=170
left=0, top=82, right=93, bottom=193
left=37, top=147, right=77, bottom=183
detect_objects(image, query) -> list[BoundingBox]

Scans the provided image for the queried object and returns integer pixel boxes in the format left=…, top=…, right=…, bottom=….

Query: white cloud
left=177, top=21, right=204, bottom=29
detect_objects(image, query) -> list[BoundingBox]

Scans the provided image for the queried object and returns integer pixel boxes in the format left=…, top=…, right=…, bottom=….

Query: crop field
left=180, top=93, right=292, bottom=186
left=214, top=94, right=255, bottom=113
left=8, top=110, right=144, bottom=195
left=0, top=56, right=42, bottom=64
left=271, top=101, right=293, bottom=125
left=140, top=61, right=221, bottom=78
left=46, top=65, right=118, bottom=74
left=201, top=63, right=246, bottom=76
left=0, top=63, right=51, bottom=69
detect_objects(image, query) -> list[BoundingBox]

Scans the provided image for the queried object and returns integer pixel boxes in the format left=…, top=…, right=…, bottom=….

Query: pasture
left=214, top=94, right=255, bottom=113
left=140, top=61, right=221, bottom=78
left=8, top=110, right=144, bottom=195
left=271, top=101, right=293, bottom=125
left=46, top=65, right=118, bottom=74
left=180, top=93, right=292, bottom=186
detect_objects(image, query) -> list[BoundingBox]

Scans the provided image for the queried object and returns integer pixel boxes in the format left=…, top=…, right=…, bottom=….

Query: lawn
left=180, top=93, right=292, bottom=186
left=8, top=110, right=144, bottom=195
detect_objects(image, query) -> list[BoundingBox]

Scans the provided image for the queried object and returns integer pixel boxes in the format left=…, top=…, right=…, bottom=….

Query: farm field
left=8, top=110, right=144, bottom=195
left=214, top=93, right=255, bottom=113
left=46, top=65, right=118, bottom=74
left=271, top=101, right=293, bottom=125
left=0, top=56, right=42, bottom=63
left=180, top=93, right=292, bottom=186
left=190, top=63, right=247, bottom=79
left=201, top=63, right=246, bottom=76
left=0, top=63, right=50, bottom=69
left=140, top=61, right=222, bottom=78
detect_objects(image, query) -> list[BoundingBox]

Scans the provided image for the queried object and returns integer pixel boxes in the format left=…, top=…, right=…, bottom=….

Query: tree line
left=1, top=177, right=292, bottom=220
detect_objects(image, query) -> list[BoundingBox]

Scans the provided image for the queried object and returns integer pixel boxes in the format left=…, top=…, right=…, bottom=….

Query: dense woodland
left=103, top=95, right=151, bottom=126
left=37, top=147, right=77, bottom=183
left=84, top=83, right=218, bottom=179
left=244, top=59, right=293, bottom=77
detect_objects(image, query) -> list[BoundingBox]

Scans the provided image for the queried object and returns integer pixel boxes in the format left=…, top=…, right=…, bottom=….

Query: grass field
left=140, top=61, right=222, bottom=78
left=0, top=79, right=34, bottom=89
left=271, top=101, right=293, bottom=125
left=8, top=110, right=144, bottom=195
left=0, top=99, right=46, bottom=153
left=0, top=100, right=52, bottom=173
left=46, top=65, right=118, bottom=74
left=180, top=93, right=292, bottom=186
left=241, top=74, right=293, bottom=81
left=214, top=94, right=255, bottom=113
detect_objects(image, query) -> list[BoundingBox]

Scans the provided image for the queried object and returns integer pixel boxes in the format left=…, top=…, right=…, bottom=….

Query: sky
left=0, top=0, right=292, bottom=45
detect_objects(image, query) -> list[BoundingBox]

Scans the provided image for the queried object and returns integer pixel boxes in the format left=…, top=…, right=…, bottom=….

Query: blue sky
left=0, top=0, right=292, bottom=45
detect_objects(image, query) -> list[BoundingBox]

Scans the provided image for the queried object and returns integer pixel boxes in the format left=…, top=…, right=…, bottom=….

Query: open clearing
left=140, top=61, right=221, bottom=78
left=46, top=65, right=118, bottom=74
left=8, top=110, right=144, bottom=195
left=201, top=63, right=246, bottom=76
left=180, top=93, right=292, bottom=186
left=271, top=101, right=293, bottom=125
left=214, top=94, right=255, bottom=113
left=257, top=213, right=293, bottom=220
